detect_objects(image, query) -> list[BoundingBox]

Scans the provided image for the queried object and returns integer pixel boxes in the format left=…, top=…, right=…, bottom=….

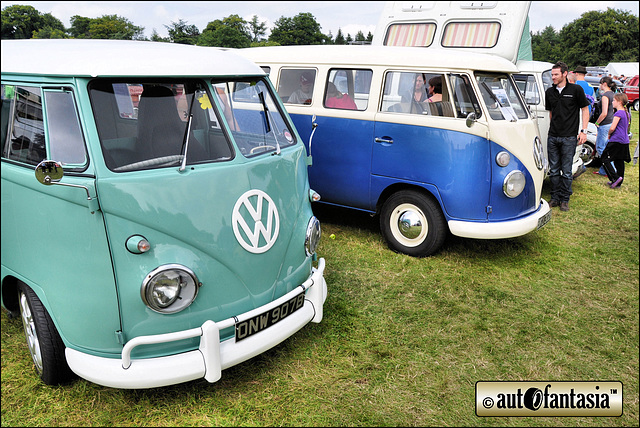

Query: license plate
left=235, top=291, right=305, bottom=342
left=537, top=210, right=551, bottom=229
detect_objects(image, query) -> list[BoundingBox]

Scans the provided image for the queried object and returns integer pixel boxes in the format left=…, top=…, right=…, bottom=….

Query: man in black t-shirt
left=544, top=61, right=590, bottom=212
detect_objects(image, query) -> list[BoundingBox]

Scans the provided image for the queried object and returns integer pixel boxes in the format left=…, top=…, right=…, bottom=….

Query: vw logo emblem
left=232, top=189, right=280, bottom=253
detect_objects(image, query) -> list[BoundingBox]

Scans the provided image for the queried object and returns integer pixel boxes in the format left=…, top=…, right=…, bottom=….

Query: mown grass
left=2, top=112, right=638, bottom=426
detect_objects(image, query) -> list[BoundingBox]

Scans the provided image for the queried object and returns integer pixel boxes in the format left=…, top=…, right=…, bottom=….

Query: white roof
left=1, top=39, right=265, bottom=77
left=237, top=45, right=520, bottom=73
left=516, top=60, right=553, bottom=74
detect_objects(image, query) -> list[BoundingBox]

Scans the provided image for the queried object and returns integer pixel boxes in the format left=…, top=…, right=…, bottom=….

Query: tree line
left=2, top=4, right=638, bottom=68
left=0, top=4, right=372, bottom=47
left=531, top=7, right=638, bottom=67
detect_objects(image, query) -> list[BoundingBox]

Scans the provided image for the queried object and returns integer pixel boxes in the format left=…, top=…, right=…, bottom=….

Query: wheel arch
left=1, top=275, right=21, bottom=315
left=375, top=182, right=446, bottom=221
left=2, top=275, right=62, bottom=337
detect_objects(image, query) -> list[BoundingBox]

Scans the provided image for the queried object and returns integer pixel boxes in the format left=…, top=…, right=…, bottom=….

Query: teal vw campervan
left=1, top=39, right=326, bottom=389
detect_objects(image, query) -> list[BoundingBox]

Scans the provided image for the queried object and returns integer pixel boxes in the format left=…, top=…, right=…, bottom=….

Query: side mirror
left=34, top=160, right=99, bottom=214
left=465, top=112, right=477, bottom=128
left=35, top=160, right=64, bottom=185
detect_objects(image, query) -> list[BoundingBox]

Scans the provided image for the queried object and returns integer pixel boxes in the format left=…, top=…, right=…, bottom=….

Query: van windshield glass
left=476, top=73, right=528, bottom=121
left=212, top=79, right=296, bottom=157
left=89, top=79, right=234, bottom=172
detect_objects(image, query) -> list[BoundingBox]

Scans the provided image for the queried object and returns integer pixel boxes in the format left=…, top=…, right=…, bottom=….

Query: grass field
left=2, top=113, right=638, bottom=427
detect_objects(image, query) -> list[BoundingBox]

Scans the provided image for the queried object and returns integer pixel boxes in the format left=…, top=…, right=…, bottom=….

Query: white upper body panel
left=237, top=45, right=520, bottom=73
left=1, top=39, right=265, bottom=77
left=372, top=1, right=531, bottom=63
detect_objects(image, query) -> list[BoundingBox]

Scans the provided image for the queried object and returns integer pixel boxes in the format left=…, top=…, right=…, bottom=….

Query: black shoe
left=549, top=199, right=560, bottom=208
left=560, top=201, right=569, bottom=212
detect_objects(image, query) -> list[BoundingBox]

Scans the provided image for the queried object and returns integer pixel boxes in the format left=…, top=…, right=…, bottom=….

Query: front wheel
left=18, top=283, right=76, bottom=385
left=634, top=99, right=639, bottom=112
left=580, top=140, right=597, bottom=167
left=380, top=190, right=447, bottom=257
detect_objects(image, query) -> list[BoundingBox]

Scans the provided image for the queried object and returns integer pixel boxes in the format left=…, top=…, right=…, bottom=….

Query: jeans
left=596, top=123, right=613, bottom=175
left=548, top=135, right=577, bottom=202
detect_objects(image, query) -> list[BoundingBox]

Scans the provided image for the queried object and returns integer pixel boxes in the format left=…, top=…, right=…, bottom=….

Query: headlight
left=305, top=216, right=321, bottom=256
left=503, top=170, right=526, bottom=198
left=141, top=264, right=199, bottom=314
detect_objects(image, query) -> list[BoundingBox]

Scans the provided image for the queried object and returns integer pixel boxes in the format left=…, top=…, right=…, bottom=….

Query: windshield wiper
left=179, top=89, right=198, bottom=172
left=481, top=81, right=503, bottom=108
left=258, top=91, right=280, bottom=155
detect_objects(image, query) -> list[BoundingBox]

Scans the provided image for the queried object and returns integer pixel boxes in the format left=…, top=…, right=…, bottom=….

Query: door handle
left=375, top=137, right=393, bottom=144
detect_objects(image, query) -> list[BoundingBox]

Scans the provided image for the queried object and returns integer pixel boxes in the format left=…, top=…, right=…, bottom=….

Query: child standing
left=601, top=93, right=631, bottom=188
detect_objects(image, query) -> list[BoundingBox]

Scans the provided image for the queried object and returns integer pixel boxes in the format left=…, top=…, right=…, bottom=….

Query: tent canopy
left=605, top=62, right=639, bottom=77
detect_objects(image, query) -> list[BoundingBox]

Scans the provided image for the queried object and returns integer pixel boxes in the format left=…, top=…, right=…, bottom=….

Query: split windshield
left=475, top=73, right=529, bottom=121
left=89, top=77, right=295, bottom=172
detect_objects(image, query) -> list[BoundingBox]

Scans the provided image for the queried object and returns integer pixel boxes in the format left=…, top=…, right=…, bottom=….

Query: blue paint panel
left=292, top=114, right=375, bottom=208
left=292, top=113, right=539, bottom=223
left=372, top=120, right=491, bottom=220
left=487, top=141, right=538, bottom=220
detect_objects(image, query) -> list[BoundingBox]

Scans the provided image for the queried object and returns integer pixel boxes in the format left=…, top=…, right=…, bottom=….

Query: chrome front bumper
left=65, top=258, right=327, bottom=389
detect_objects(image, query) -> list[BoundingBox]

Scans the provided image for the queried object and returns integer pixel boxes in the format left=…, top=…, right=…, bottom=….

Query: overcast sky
left=1, top=1, right=638, bottom=40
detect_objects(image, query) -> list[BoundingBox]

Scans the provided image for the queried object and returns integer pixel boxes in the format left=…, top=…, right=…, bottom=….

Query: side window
left=277, top=69, right=316, bottom=105
left=541, top=70, right=553, bottom=92
left=384, top=22, right=436, bottom=47
left=449, top=74, right=482, bottom=118
left=380, top=71, right=456, bottom=117
left=441, top=22, right=501, bottom=48
left=1, top=85, right=14, bottom=155
left=324, top=68, right=372, bottom=111
left=44, top=89, right=87, bottom=166
left=2, top=85, right=46, bottom=166
left=513, top=74, right=541, bottom=105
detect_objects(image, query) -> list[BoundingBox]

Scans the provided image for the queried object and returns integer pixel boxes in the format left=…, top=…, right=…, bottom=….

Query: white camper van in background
left=372, top=1, right=585, bottom=177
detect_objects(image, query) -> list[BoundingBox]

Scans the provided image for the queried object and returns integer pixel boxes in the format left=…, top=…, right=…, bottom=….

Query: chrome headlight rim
left=503, top=170, right=526, bottom=198
left=304, top=216, right=321, bottom=257
left=141, top=264, right=199, bottom=314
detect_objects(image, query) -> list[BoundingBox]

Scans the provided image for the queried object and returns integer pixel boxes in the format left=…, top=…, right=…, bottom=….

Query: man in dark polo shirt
left=545, top=61, right=590, bottom=212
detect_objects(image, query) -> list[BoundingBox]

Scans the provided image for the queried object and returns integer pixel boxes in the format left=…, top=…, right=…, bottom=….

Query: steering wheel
left=249, top=145, right=276, bottom=154
left=114, top=155, right=184, bottom=172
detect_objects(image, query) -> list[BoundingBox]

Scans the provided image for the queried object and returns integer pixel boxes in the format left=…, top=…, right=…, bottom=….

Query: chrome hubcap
left=398, top=210, right=423, bottom=239
left=390, top=203, right=428, bottom=247
left=580, top=144, right=594, bottom=163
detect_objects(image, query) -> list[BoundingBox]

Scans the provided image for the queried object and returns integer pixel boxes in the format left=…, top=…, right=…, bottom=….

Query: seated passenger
left=428, top=76, right=443, bottom=103
left=288, top=71, right=315, bottom=105
left=325, top=82, right=357, bottom=110
left=413, top=74, right=429, bottom=102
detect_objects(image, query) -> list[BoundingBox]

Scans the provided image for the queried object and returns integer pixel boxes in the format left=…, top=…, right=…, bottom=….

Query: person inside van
left=427, top=76, right=443, bottom=103
left=413, top=73, right=429, bottom=102
left=288, top=71, right=315, bottom=105
left=325, top=82, right=357, bottom=110
left=426, top=76, right=454, bottom=117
